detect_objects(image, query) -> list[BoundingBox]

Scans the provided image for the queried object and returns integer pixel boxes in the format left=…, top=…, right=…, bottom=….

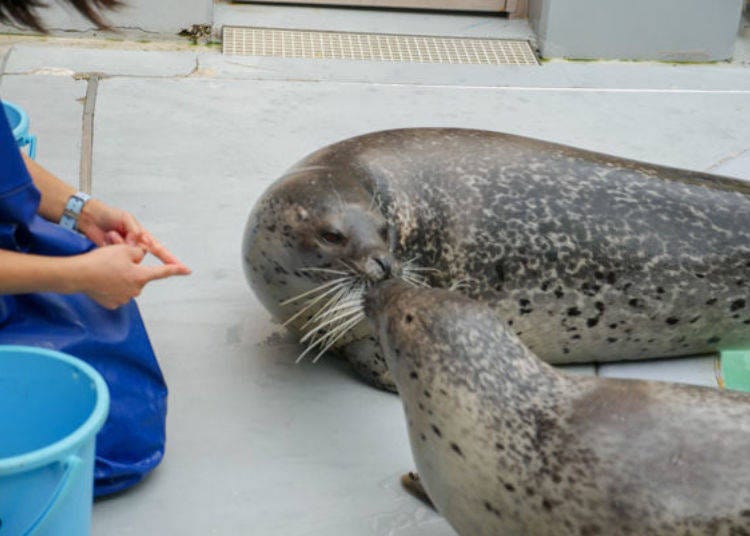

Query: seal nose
left=364, top=280, right=411, bottom=321
left=364, top=255, right=392, bottom=281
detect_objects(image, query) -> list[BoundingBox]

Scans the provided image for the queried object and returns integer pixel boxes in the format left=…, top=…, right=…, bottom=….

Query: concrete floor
left=1, top=7, right=749, bottom=535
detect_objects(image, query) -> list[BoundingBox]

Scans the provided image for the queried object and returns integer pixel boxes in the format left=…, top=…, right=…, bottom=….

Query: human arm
left=0, top=246, right=188, bottom=309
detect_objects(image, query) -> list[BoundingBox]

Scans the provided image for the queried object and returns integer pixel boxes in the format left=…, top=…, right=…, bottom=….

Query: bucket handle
left=23, top=455, right=82, bottom=536
left=18, top=135, right=37, bottom=160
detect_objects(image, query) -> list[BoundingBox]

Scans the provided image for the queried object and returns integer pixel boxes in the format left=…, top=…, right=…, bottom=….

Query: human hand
left=77, top=198, right=190, bottom=271
left=71, top=245, right=190, bottom=310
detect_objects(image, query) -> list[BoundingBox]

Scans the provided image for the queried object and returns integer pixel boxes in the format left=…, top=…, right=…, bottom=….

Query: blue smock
left=0, top=99, right=167, bottom=497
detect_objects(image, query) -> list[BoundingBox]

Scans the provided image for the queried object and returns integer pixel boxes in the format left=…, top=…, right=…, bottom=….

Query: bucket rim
left=0, top=345, right=110, bottom=475
left=1, top=100, right=30, bottom=140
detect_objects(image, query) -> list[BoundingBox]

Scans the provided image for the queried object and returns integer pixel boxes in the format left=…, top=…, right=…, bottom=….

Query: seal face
left=243, top=128, right=750, bottom=391
left=367, top=281, right=750, bottom=536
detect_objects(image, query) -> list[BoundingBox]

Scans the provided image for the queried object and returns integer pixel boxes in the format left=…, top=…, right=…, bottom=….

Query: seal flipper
left=401, top=472, right=435, bottom=509
left=340, top=337, right=397, bottom=392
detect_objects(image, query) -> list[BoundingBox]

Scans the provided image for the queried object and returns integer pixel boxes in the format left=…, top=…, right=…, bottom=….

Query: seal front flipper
left=401, top=472, right=435, bottom=509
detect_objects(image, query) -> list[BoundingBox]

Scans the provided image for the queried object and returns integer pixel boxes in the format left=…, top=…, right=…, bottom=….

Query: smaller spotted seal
left=366, top=280, right=750, bottom=536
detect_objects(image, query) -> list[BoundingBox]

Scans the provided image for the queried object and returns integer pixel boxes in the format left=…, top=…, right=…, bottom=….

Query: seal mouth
left=279, top=257, right=434, bottom=363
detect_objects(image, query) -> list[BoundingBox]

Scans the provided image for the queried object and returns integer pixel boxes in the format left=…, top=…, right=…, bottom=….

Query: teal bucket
left=0, top=346, right=109, bottom=536
left=2, top=100, right=37, bottom=159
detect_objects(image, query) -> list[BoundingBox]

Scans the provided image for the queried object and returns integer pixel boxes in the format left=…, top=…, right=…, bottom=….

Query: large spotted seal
left=366, top=280, right=750, bottom=536
left=242, top=128, right=750, bottom=391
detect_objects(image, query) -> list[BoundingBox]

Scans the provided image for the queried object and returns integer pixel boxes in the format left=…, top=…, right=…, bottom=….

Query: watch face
left=60, top=193, right=90, bottom=231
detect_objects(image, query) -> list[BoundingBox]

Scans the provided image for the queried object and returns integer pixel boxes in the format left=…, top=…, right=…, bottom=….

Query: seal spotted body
left=366, top=281, right=750, bottom=536
left=242, top=128, right=750, bottom=391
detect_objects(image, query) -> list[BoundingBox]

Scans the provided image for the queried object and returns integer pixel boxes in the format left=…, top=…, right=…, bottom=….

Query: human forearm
left=0, top=249, right=82, bottom=295
left=21, top=152, right=76, bottom=223
left=0, top=246, right=189, bottom=309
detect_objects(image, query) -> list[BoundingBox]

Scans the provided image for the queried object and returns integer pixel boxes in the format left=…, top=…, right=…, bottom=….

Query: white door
left=239, top=1, right=508, bottom=12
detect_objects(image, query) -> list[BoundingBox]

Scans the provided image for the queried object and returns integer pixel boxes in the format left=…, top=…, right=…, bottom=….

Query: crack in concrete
left=3, top=19, right=167, bottom=36
left=2, top=61, right=201, bottom=79
left=0, top=45, right=13, bottom=89
left=78, top=73, right=100, bottom=194
left=706, top=145, right=750, bottom=173
left=187, top=56, right=200, bottom=77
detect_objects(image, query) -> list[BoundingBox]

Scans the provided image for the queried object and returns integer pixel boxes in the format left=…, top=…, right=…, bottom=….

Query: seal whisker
left=310, top=313, right=366, bottom=364
left=304, top=297, right=364, bottom=328
left=401, top=273, right=430, bottom=288
left=295, top=313, right=363, bottom=364
left=299, top=307, right=363, bottom=343
left=448, top=277, right=480, bottom=292
left=281, top=281, right=352, bottom=327
left=303, top=313, right=361, bottom=352
left=407, top=267, right=440, bottom=273
left=300, top=287, right=355, bottom=329
left=303, top=278, right=365, bottom=320
left=299, top=267, right=351, bottom=276
left=293, top=278, right=367, bottom=363
left=280, top=276, right=355, bottom=306
left=335, top=259, right=359, bottom=273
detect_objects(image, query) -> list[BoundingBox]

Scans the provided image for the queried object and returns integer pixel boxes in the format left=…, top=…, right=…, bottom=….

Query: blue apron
left=0, top=99, right=167, bottom=497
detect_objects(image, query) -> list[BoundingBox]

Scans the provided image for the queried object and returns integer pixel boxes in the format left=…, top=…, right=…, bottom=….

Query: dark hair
left=0, top=0, right=123, bottom=32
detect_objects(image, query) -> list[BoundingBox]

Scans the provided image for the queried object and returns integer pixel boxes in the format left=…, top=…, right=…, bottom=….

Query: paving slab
left=598, top=356, right=719, bottom=388
left=556, top=364, right=597, bottom=376
left=202, top=52, right=750, bottom=92
left=0, top=73, right=86, bottom=187
left=86, top=73, right=750, bottom=535
left=5, top=44, right=198, bottom=78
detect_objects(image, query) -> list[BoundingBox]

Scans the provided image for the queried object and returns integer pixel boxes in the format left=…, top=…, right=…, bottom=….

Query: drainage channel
left=223, top=26, right=539, bottom=66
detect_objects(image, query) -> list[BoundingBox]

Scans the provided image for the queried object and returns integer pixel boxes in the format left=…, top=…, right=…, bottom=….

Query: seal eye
left=379, top=226, right=388, bottom=241
left=320, top=231, right=346, bottom=245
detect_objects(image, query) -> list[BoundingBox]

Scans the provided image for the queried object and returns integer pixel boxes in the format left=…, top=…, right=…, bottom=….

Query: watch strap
left=59, top=191, right=91, bottom=231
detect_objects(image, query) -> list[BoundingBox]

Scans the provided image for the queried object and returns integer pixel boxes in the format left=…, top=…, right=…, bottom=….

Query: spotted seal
left=242, top=128, right=750, bottom=391
left=366, top=280, right=750, bottom=535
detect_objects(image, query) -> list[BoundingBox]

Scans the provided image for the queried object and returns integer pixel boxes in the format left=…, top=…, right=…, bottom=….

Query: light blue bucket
left=2, top=100, right=37, bottom=159
left=0, top=346, right=109, bottom=536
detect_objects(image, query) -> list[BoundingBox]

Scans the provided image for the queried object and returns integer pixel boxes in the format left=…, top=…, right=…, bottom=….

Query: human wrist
left=59, top=191, right=92, bottom=232
left=57, top=254, right=92, bottom=295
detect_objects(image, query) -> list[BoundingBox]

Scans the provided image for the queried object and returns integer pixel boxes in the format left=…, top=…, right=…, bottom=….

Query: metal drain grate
left=223, top=26, right=538, bottom=66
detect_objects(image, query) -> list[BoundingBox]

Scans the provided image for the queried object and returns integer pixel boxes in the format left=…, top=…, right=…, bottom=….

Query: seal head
left=243, top=159, right=409, bottom=378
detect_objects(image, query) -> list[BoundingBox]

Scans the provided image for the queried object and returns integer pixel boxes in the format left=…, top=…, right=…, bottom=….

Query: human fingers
left=136, top=263, right=190, bottom=283
left=105, top=230, right=125, bottom=245
left=126, top=244, right=147, bottom=264
left=96, top=296, right=127, bottom=310
left=140, top=232, right=188, bottom=268
left=120, top=211, right=142, bottom=237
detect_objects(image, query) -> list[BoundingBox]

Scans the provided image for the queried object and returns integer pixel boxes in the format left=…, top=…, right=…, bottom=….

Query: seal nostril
left=374, top=257, right=392, bottom=278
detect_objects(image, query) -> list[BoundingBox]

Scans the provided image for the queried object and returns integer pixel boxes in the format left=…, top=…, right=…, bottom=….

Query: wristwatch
left=59, top=191, right=91, bottom=231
